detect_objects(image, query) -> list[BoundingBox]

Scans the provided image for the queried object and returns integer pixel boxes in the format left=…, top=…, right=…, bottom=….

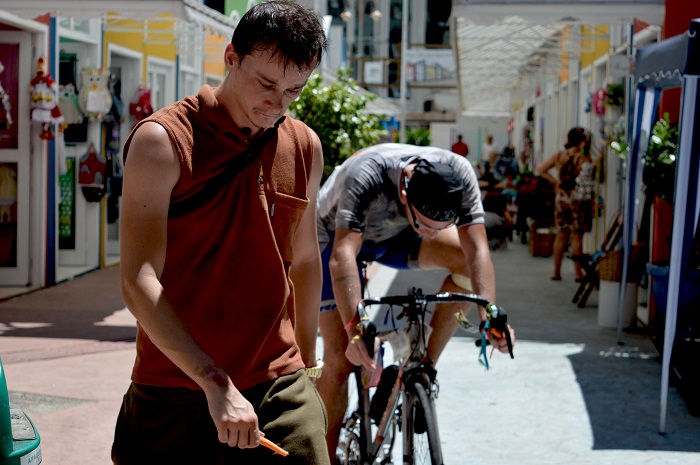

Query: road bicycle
left=336, top=287, right=513, bottom=465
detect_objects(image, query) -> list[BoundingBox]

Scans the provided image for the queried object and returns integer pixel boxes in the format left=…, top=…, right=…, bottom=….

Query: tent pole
left=659, top=21, right=700, bottom=432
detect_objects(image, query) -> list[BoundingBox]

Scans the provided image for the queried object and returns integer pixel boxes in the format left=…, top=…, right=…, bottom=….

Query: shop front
left=0, top=1, right=233, bottom=298
left=0, top=11, right=48, bottom=294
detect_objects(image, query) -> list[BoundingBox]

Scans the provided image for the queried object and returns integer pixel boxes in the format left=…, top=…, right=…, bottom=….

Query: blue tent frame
left=619, top=19, right=699, bottom=433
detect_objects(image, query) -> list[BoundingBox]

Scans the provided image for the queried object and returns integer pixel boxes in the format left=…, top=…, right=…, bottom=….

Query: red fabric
left=78, top=143, right=106, bottom=186
left=124, top=86, right=315, bottom=390
left=451, top=141, right=469, bottom=157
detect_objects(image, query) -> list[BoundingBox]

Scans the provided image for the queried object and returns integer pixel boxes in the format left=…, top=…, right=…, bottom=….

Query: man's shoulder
left=278, top=115, right=315, bottom=153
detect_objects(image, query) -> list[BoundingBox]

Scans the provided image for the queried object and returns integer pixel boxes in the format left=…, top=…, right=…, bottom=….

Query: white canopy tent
left=450, top=0, right=665, bottom=117
left=620, top=19, right=700, bottom=433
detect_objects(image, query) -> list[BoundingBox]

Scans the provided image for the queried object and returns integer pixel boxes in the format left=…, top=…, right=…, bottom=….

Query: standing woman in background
left=536, top=127, right=594, bottom=282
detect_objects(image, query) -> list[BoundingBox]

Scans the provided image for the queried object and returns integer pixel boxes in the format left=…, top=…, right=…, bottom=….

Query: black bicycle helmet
left=404, top=159, right=463, bottom=222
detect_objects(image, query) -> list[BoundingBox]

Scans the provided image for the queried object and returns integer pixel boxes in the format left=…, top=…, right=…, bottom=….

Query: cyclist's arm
left=457, top=222, right=515, bottom=352
left=290, top=130, right=324, bottom=368
left=329, top=228, right=375, bottom=370
left=457, top=223, right=494, bottom=308
left=119, top=123, right=259, bottom=448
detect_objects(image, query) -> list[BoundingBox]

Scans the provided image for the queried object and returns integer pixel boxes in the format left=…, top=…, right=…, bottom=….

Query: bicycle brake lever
left=474, top=306, right=514, bottom=359
left=361, top=321, right=377, bottom=358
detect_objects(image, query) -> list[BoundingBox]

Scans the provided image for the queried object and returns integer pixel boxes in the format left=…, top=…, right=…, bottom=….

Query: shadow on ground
left=374, top=240, right=700, bottom=454
left=0, top=265, right=134, bottom=342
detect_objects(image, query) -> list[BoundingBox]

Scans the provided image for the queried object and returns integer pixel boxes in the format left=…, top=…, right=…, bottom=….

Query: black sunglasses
left=407, top=201, right=456, bottom=232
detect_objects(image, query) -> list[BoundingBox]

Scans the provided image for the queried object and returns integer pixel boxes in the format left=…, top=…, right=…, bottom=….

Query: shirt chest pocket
left=269, top=191, right=309, bottom=268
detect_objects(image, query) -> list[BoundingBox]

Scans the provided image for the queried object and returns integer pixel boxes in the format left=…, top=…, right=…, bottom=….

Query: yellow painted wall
left=559, top=26, right=571, bottom=83
left=580, top=25, right=609, bottom=71
left=102, top=12, right=227, bottom=87
left=102, top=11, right=177, bottom=80
left=204, top=26, right=227, bottom=78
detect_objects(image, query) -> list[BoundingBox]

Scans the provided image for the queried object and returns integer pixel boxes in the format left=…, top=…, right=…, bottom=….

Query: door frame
left=0, top=31, right=32, bottom=286
left=104, top=44, right=142, bottom=264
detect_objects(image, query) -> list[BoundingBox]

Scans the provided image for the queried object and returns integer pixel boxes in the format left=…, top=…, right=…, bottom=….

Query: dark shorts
left=320, top=227, right=422, bottom=312
left=112, top=370, right=329, bottom=465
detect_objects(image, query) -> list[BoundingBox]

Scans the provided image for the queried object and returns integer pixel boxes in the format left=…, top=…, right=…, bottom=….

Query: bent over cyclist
left=315, top=143, right=516, bottom=462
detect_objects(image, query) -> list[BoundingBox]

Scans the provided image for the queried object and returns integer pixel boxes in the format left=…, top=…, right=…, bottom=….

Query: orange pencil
left=260, top=437, right=289, bottom=457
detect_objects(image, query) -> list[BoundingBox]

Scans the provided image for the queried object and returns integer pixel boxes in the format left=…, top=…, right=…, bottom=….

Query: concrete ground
left=0, top=239, right=699, bottom=464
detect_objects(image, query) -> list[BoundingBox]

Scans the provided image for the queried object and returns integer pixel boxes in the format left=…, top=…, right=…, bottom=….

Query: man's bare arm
left=119, top=122, right=259, bottom=447
left=290, top=130, right=324, bottom=368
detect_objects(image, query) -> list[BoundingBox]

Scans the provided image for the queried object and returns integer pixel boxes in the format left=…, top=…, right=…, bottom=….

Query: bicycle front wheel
left=405, top=382, right=443, bottom=465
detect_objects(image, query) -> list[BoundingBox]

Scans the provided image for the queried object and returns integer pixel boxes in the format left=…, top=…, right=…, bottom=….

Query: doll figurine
left=30, top=57, right=64, bottom=139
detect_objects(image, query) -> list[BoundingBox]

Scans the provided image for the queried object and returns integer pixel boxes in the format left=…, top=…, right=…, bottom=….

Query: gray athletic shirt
left=317, top=143, right=484, bottom=250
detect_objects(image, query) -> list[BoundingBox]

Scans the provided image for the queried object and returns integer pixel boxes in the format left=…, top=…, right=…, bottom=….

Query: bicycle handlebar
left=356, top=289, right=514, bottom=360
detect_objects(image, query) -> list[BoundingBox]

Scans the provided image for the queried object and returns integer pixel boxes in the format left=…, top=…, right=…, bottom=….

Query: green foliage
left=606, top=83, right=625, bottom=107
left=643, top=112, right=679, bottom=202
left=609, top=115, right=628, bottom=159
left=288, top=67, right=387, bottom=179
left=405, top=127, right=431, bottom=146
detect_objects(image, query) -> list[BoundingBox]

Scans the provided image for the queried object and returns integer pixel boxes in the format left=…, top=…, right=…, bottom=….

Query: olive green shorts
left=112, top=369, right=329, bottom=465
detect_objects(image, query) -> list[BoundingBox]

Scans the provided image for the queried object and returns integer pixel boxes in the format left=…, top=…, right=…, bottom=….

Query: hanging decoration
left=30, top=57, right=64, bottom=140
left=78, top=67, right=112, bottom=121
left=58, top=83, right=83, bottom=125
left=0, top=58, right=13, bottom=131
left=592, top=88, right=607, bottom=116
left=78, top=141, right=107, bottom=202
left=129, top=85, right=153, bottom=124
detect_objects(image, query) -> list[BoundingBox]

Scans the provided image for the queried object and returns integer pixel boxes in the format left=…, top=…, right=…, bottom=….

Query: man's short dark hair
left=404, top=159, right=464, bottom=222
left=232, top=1, right=327, bottom=71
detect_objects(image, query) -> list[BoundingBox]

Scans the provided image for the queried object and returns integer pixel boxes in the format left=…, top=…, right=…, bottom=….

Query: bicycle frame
left=352, top=298, right=431, bottom=465
left=342, top=289, right=513, bottom=465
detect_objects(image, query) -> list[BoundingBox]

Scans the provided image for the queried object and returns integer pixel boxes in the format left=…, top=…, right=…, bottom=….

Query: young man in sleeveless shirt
left=112, top=3, right=329, bottom=463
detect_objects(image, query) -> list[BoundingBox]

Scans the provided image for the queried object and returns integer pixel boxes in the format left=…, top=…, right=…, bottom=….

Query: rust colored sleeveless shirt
left=123, top=86, right=314, bottom=391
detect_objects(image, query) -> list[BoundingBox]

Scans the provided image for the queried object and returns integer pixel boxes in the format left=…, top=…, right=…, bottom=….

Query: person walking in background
left=112, top=3, right=329, bottom=464
left=481, top=134, right=498, bottom=165
left=313, top=143, right=515, bottom=463
left=451, top=133, right=469, bottom=157
left=536, top=127, right=594, bottom=282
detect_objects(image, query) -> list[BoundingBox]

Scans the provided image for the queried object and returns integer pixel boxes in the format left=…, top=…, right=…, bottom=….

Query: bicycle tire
left=405, top=382, right=443, bottom=465
left=338, top=370, right=363, bottom=465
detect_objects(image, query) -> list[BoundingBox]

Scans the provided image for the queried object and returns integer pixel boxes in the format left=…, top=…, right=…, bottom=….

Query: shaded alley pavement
left=1, top=240, right=699, bottom=464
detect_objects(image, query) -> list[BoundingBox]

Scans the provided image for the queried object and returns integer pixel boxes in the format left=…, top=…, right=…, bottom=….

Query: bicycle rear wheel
left=338, top=369, right=370, bottom=465
left=405, top=382, right=443, bottom=465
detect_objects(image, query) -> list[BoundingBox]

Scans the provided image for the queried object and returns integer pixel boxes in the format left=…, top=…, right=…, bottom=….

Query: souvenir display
left=129, top=85, right=153, bottom=123
left=78, top=67, right=112, bottom=121
left=58, top=83, right=83, bottom=124
left=29, top=57, right=64, bottom=139
left=78, top=141, right=107, bottom=202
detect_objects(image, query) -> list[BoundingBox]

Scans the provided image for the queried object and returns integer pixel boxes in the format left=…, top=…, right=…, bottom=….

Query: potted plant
left=642, top=112, right=678, bottom=203
left=606, top=83, right=625, bottom=108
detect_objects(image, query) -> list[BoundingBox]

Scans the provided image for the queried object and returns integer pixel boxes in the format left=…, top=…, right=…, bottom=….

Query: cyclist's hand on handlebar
left=204, top=378, right=261, bottom=449
left=345, top=333, right=376, bottom=371
left=486, top=323, right=515, bottom=354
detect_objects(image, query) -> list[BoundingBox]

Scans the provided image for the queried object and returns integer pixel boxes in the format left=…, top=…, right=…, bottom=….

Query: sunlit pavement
left=1, top=239, right=699, bottom=464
